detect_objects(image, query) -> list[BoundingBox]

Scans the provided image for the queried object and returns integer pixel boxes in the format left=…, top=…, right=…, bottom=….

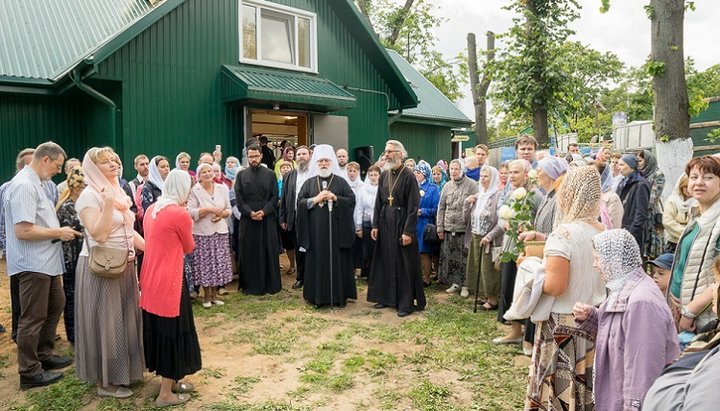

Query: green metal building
left=386, top=50, right=473, bottom=164
left=0, top=0, right=432, bottom=180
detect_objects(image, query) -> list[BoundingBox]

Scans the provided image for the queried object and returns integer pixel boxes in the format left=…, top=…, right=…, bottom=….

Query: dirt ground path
left=0, top=257, right=529, bottom=410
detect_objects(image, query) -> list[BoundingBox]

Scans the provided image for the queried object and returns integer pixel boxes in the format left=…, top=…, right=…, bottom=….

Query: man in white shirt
left=128, top=154, right=150, bottom=196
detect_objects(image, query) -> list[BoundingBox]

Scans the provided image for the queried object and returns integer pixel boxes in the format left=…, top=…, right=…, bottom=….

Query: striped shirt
left=3, top=167, right=64, bottom=276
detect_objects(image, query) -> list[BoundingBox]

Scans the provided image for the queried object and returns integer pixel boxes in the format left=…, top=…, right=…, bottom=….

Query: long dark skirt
left=143, top=278, right=202, bottom=381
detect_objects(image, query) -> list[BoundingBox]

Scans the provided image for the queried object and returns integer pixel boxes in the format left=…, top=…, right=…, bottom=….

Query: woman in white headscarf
left=463, top=165, right=502, bottom=309
left=662, top=173, right=696, bottom=253
left=574, top=229, right=678, bottom=411
left=141, top=155, right=171, bottom=214
left=141, top=169, right=201, bottom=407
left=74, top=147, right=145, bottom=398
left=525, top=166, right=607, bottom=410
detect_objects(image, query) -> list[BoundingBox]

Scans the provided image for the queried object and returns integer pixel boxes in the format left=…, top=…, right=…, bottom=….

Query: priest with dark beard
left=296, top=144, right=357, bottom=308
left=234, top=145, right=281, bottom=295
left=367, top=140, right=426, bottom=317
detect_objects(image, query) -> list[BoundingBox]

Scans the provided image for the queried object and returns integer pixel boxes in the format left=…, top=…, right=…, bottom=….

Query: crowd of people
left=2, top=135, right=720, bottom=409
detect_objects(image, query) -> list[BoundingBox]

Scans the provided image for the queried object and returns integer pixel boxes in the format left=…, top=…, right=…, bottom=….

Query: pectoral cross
left=388, top=194, right=394, bottom=207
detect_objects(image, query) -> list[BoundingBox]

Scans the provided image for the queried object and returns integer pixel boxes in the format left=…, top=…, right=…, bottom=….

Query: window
left=240, top=0, right=317, bottom=72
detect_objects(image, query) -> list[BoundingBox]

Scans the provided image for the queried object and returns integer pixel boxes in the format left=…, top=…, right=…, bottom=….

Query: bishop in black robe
left=234, top=163, right=281, bottom=295
left=296, top=174, right=357, bottom=307
left=366, top=164, right=426, bottom=315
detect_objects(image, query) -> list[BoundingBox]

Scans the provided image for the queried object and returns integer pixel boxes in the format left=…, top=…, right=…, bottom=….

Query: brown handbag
left=85, top=227, right=129, bottom=279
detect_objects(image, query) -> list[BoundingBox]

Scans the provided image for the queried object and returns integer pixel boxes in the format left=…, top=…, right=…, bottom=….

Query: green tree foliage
left=491, top=0, right=581, bottom=145
left=355, top=0, right=468, bottom=101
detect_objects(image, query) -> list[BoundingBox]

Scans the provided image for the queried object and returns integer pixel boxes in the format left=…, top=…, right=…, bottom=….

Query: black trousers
left=11, top=274, right=20, bottom=343
left=296, top=249, right=306, bottom=282
left=497, top=262, right=517, bottom=324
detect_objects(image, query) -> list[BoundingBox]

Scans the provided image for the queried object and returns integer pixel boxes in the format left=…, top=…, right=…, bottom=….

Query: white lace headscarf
left=592, top=229, right=644, bottom=293
left=557, top=165, right=601, bottom=225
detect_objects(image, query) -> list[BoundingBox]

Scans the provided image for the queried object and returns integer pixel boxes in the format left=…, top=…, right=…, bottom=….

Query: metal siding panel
left=391, top=122, right=452, bottom=164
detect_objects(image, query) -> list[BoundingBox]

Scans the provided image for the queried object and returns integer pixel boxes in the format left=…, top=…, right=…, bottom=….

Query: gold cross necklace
left=387, top=166, right=404, bottom=207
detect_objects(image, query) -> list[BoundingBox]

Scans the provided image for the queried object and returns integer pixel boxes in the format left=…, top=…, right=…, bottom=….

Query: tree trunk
left=386, top=0, right=415, bottom=46
left=651, top=0, right=691, bottom=199
left=467, top=32, right=495, bottom=146
left=356, top=0, right=372, bottom=21
left=650, top=0, right=689, bottom=142
left=532, top=105, right=549, bottom=146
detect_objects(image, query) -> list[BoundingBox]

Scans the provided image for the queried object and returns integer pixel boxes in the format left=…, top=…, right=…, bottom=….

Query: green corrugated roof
left=222, top=65, right=357, bottom=111
left=386, top=49, right=472, bottom=127
left=0, top=0, right=162, bottom=83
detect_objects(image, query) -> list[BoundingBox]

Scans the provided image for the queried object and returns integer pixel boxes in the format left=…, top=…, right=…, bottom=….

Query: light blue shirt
left=3, top=167, right=64, bottom=276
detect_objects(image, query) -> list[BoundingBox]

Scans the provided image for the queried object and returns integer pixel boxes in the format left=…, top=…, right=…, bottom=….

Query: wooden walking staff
left=473, top=243, right=485, bottom=313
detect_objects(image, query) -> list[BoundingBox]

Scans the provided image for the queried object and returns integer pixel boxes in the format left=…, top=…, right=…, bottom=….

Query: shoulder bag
left=85, top=224, right=129, bottom=280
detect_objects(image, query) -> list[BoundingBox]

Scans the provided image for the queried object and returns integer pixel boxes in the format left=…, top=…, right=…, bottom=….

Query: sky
left=423, top=0, right=720, bottom=119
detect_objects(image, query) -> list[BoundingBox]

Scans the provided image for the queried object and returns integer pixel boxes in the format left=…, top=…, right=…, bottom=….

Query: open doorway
left=249, top=109, right=308, bottom=158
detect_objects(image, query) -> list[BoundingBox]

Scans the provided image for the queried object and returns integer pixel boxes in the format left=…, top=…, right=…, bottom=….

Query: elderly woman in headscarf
left=56, top=166, right=86, bottom=344
left=572, top=229, right=678, bottom=411
left=141, top=155, right=171, bottom=214
left=74, top=147, right=145, bottom=398
left=436, top=159, right=479, bottom=295
left=595, top=161, right=624, bottom=229
left=637, top=149, right=666, bottom=258
left=615, top=154, right=651, bottom=249
left=463, top=165, right=502, bottom=309
left=494, top=159, right=544, bottom=344
left=224, top=156, right=240, bottom=181
left=414, top=161, right=440, bottom=286
left=524, top=166, right=608, bottom=410
left=141, top=169, right=201, bottom=407
left=515, top=156, right=568, bottom=354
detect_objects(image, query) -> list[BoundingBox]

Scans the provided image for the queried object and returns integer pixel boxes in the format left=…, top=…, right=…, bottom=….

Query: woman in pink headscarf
left=74, top=147, right=146, bottom=399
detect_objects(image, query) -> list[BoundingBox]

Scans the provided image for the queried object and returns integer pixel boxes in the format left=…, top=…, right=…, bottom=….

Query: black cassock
left=366, top=166, right=426, bottom=313
left=296, top=174, right=357, bottom=307
left=234, top=165, right=281, bottom=295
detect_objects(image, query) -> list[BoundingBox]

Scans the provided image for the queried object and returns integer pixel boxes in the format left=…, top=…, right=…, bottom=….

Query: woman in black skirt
left=140, top=169, right=201, bottom=407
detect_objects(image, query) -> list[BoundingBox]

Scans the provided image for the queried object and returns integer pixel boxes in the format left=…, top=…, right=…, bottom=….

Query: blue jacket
left=416, top=179, right=440, bottom=253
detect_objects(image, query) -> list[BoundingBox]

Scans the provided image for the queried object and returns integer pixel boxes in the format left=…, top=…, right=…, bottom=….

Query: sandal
left=155, top=393, right=191, bottom=407
left=173, top=382, right=195, bottom=393
left=481, top=302, right=499, bottom=311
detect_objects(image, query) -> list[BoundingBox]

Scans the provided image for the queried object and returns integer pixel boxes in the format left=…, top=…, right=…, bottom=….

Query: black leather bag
left=423, top=223, right=440, bottom=243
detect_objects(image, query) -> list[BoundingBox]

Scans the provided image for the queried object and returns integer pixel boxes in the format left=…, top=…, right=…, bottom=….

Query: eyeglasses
left=383, top=149, right=399, bottom=155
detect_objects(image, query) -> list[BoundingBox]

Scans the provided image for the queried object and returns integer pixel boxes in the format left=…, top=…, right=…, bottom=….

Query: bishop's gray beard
left=318, top=168, right=331, bottom=178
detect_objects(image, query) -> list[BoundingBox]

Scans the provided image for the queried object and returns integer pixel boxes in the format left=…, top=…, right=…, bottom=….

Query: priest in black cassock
left=234, top=145, right=282, bottom=295
left=296, top=144, right=357, bottom=308
left=367, top=140, right=426, bottom=317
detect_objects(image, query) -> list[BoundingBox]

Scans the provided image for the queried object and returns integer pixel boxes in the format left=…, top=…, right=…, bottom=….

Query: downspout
left=342, top=85, right=403, bottom=126
left=70, top=65, right=119, bottom=155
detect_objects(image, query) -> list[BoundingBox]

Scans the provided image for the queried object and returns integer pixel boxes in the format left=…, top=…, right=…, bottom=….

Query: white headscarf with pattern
left=592, top=229, right=644, bottom=293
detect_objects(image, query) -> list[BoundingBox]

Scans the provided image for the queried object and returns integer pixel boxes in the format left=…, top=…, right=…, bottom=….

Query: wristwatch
left=681, top=306, right=697, bottom=319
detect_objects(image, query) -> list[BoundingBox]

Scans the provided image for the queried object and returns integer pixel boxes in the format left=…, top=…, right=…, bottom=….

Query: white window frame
left=239, top=0, right=318, bottom=73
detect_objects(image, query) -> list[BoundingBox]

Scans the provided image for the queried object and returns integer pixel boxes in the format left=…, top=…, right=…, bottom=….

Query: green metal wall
left=93, top=0, right=404, bottom=169
left=0, top=93, right=89, bottom=181
left=390, top=121, right=452, bottom=164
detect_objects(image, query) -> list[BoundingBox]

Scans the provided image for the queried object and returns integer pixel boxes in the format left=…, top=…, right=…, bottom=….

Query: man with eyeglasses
left=366, top=140, right=426, bottom=317
left=234, top=144, right=282, bottom=295
left=4, top=141, right=81, bottom=389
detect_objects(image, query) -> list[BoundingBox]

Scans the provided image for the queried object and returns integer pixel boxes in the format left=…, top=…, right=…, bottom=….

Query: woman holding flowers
left=494, top=159, right=544, bottom=344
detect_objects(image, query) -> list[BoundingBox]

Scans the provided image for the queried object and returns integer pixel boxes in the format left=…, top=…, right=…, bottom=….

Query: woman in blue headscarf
left=431, top=164, right=448, bottom=191
left=415, top=161, right=441, bottom=286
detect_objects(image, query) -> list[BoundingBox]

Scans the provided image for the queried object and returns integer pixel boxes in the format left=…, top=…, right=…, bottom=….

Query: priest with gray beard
left=280, top=145, right=312, bottom=289
left=234, top=145, right=281, bottom=295
left=296, top=145, right=357, bottom=308
left=367, top=140, right=426, bottom=317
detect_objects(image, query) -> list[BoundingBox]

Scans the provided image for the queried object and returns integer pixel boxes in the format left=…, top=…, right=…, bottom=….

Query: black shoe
left=292, top=281, right=304, bottom=289
left=20, top=370, right=64, bottom=389
left=397, top=310, right=411, bottom=318
left=41, top=355, right=73, bottom=370
left=0, top=323, right=5, bottom=333
left=373, top=303, right=388, bottom=309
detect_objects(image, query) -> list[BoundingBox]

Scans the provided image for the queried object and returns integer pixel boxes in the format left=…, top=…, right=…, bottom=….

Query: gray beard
left=318, top=168, right=331, bottom=178
left=382, top=158, right=401, bottom=172
left=298, top=162, right=309, bottom=173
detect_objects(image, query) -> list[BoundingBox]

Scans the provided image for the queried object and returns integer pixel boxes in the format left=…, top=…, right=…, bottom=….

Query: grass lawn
left=0, top=260, right=529, bottom=410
